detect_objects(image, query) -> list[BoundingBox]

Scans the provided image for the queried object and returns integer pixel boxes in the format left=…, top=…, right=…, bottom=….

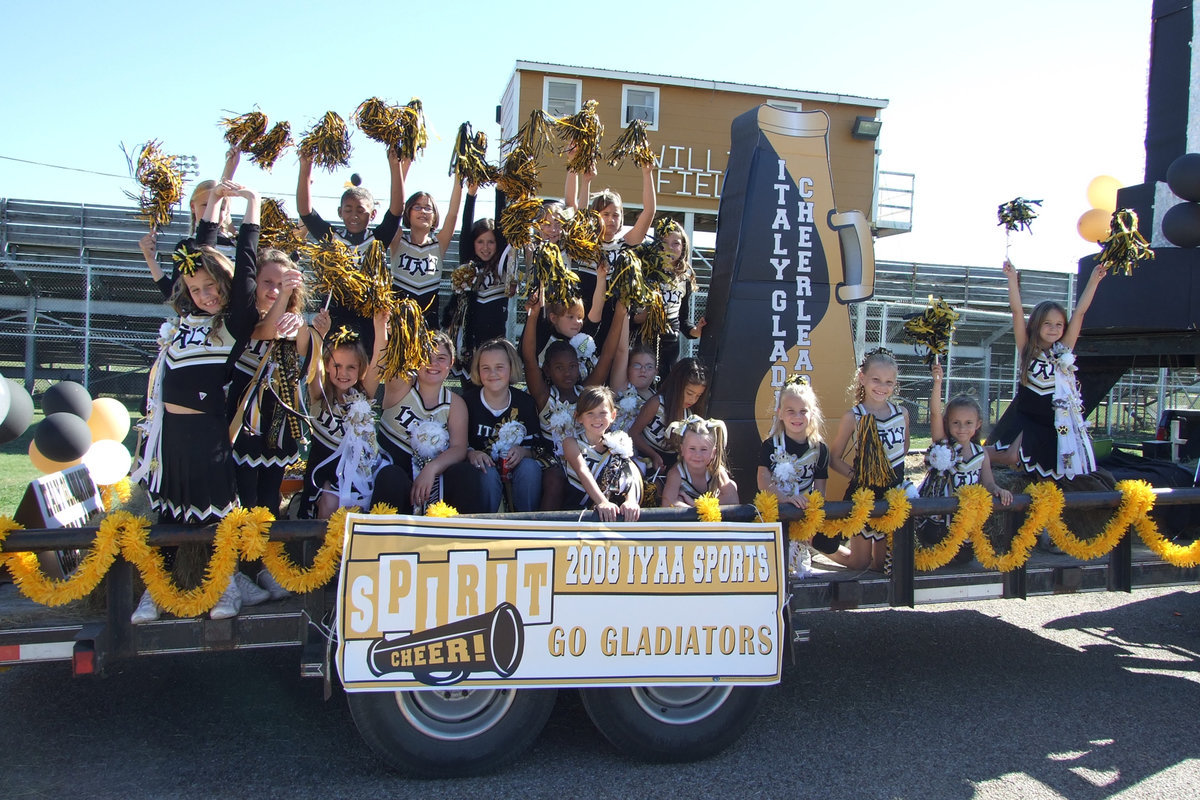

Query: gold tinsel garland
left=249, top=122, right=293, bottom=171
left=120, top=511, right=244, bottom=617
left=1045, top=479, right=1143, bottom=561
left=221, top=110, right=268, bottom=151
left=870, top=487, right=911, bottom=536
left=125, top=140, right=185, bottom=231
left=753, top=490, right=780, bottom=523
left=902, top=295, right=960, bottom=366
left=820, top=488, right=874, bottom=540
left=1097, top=209, right=1155, bottom=276
left=261, top=507, right=351, bottom=593
left=99, top=478, right=133, bottom=512
left=789, top=492, right=828, bottom=542
left=607, top=119, right=658, bottom=169
left=695, top=493, right=722, bottom=522
left=559, top=99, right=604, bottom=173
left=299, top=111, right=352, bottom=171
left=913, top=485, right=992, bottom=571
left=0, top=514, right=121, bottom=606
left=971, top=482, right=1047, bottom=572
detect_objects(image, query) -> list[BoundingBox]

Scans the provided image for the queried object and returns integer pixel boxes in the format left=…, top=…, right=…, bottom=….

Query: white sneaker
left=210, top=577, right=242, bottom=620
left=131, top=589, right=160, bottom=624
left=234, top=572, right=270, bottom=606
left=257, top=569, right=292, bottom=600
left=788, top=541, right=814, bottom=579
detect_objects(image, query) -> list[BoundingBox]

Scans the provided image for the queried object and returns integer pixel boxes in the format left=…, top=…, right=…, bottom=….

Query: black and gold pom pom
left=855, top=414, right=897, bottom=490
left=1097, top=209, right=1155, bottom=276
left=395, top=98, right=428, bottom=161
left=606, top=248, right=651, bottom=308
left=221, top=110, right=268, bottom=152
left=496, top=146, right=541, bottom=202
left=299, top=111, right=352, bottom=171
left=302, top=236, right=368, bottom=308
left=638, top=293, right=670, bottom=342
left=500, top=197, right=544, bottom=250
left=379, top=298, right=435, bottom=381
left=172, top=240, right=204, bottom=277
left=997, top=197, right=1042, bottom=233
left=607, top=119, right=658, bottom=169
left=561, top=208, right=603, bottom=265
left=123, top=140, right=185, bottom=231
left=449, top=122, right=497, bottom=187
left=902, top=295, right=960, bottom=366
left=506, top=109, right=561, bottom=162
left=559, top=99, right=604, bottom=173
left=248, top=122, right=293, bottom=171
left=356, top=239, right=396, bottom=317
left=353, top=97, right=405, bottom=146
left=530, top=242, right=580, bottom=308
left=259, top=197, right=307, bottom=253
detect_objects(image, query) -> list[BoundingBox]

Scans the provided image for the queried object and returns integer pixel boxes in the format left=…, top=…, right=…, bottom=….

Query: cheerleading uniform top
left=378, top=384, right=453, bottom=464
left=850, top=401, right=907, bottom=488
left=390, top=234, right=442, bottom=297
left=673, top=462, right=711, bottom=503
left=992, top=349, right=1061, bottom=477
left=309, top=394, right=352, bottom=454
left=563, top=435, right=638, bottom=506
left=463, top=385, right=543, bottom=456
left=538, top=385, right=579, bottom=455
left=947, top=441, right=985, bottom=489
left=299, top=210, right=400, bottom=252
left=640, top=395, right=674, bottom=462
left=758, top=434, right=830, bottom=496
left=159, top=222, right=259, bottom=417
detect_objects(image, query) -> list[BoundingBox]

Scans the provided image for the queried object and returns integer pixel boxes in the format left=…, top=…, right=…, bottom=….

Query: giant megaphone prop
left=366, top=602, right=524, bottom=686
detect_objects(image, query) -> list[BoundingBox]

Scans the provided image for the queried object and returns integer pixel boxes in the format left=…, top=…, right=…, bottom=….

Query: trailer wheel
left=347, top=687, right=556, bottom=777
left=579, top=685, right=766, bottom=762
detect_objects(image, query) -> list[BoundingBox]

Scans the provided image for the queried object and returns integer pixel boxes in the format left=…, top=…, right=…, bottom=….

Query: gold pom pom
left=1098, top=209, right=1155, bottom=276
left=355, top=240, right=396, bottom=318
left=299, top=111, right=352, bottom=171
left=394, top=98, right=428, bottom=161
left=559, top=99, right=604, bottom=173
left=259, top=198, right=306, bottom=253
left=248, top=122, right=293, bottom=171
left=221, top=110, right=268, bottom=151
left=695, top=492, right=722, bottom=522
left=561, top=209, right=603, bottom=265
left=379, top=298, right=436, bottom=382
left=997, top=197, right=1042, bottom=233
left=302, top=236, right=368, bottom=307
left=353, top=97, right=405, bottom=146
left=449, top=122, right=497, bottom=187
left=902, top=295, right=960, bottom=366
left=124, top=140, right=185, bottom=231
left=499, top=197, right=544, bottom=250
left=607, top=119, right=658, bottom=169
left=530, top=243, right=581, bottom=309
left=606, top=248, right=651, bottom=308
left=425, top=500, right=458, bottom=517
left=496, top=146, right=541, bottom=202
left=505, top=108, right=561, bottom=162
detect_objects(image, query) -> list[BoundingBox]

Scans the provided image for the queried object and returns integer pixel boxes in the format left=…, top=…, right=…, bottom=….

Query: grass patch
left=0, top=415, right=43, bottom=516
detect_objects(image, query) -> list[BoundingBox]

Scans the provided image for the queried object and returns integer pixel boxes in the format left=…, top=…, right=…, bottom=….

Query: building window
left=766, top=100, right=802, bottom=112
left=621, top=85, right=660, bottom=130
left=543, top=78, right=581, bottom=117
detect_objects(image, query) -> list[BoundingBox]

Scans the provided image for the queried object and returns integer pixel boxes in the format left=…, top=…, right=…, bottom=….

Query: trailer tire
left=347, top=687, right=556, bottom=777
left=579, top=684, right=766, bottom=762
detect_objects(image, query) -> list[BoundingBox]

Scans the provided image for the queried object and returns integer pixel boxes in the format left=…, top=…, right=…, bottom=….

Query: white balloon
left=82, top=439, right=132, bottom=486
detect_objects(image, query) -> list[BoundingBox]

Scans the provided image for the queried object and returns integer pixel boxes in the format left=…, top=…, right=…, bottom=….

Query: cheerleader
left=371, top=331, right=469, bottom=514
left=916, top=362, right=1012, bottom=556
left=633, top=218, right=705, bottom=380
left=130, top=180, right=261, bottom=623
left=630, top=357, right=709, bottom=477
left=660, top=416, right=738, bottom=507
left=829, top=349, right=910, bottom=572
left=388, top=163, right=465, bottom=330
left=297, top=144, right=405, bottom=345
left=990, top=260, right=1107, bottom=479
left=297, top=312, right=387, bottom=520
left=561, top=386, right=642, bottom=521
left=444, top=188, right=516, bottom=371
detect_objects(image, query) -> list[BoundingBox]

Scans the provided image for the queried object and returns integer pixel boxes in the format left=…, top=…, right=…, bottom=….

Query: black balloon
left=1162, top=202, right=1200, bottom=248
left=42, top=380, right=93, bottom=418
left=1166, top=153, right=1200, bottom=202
left=0, top=378, right=34, bottom=445
left=35, top=412, right=93, bottom=462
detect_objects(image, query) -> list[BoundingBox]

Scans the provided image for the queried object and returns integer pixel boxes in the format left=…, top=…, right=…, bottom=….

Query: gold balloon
left=87, top=397, right=132, bottom=443
left=29, top=440, right=82, bottom=475
left=1086, top=175, right=1122, bottom=212
left=1077, top=208, right=1111, bottom=244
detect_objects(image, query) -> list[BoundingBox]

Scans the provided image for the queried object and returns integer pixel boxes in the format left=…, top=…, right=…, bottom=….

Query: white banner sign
left=336, top=515, right=784, bottom=691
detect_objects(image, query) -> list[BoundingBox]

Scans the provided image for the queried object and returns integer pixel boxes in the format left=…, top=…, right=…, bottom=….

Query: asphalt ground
left=2, top=586, right=1197, bottom=799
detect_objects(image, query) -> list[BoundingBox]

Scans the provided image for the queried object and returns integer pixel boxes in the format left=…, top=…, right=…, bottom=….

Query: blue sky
left=0, top=0, right=1152, bottom=273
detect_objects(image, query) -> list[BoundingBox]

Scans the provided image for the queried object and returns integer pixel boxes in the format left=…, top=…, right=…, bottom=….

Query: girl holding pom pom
left=562, top=386, right=642, bottom=521
left=757, top=376, right=831, bottom=577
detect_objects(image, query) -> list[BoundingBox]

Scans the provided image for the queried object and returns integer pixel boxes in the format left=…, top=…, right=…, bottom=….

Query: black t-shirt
left=758, top=434, right=829, bottom=494
left=462, top=384, right=546, bottom=456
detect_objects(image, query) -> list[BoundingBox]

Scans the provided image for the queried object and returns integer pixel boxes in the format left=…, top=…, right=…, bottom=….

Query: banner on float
left=335, top=515, right=784, bottom=692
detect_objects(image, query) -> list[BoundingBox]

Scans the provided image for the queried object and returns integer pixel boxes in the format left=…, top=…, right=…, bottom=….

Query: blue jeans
left=478, top=458, right=542, bottom=513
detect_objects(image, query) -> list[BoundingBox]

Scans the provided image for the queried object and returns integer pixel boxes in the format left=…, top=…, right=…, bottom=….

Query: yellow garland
left=913, top=485, right=992, bottom=571
left=820, top=488, right=874, bottom=540
left=971, top=483, right=1053, bottom=572
left=870, top=487, right=911, bottom=536
left=261, top=507, right=354, bottom=594
left=695, top=493, right=721, bottom=522
left=1134, top=514, right=1200, bottom=568
left=1046, top=480, right=1139, bottom=561
left=0, top=514, right=118, bottom=606
left=120, top=512, right=243, bottom=617
left=788, top=493, right=826, bottom=542
left=753, top=490, right=779, bottom=523
left=99, top=478, right=132, bottom=511
left=426, top=501, right=458, bottom=517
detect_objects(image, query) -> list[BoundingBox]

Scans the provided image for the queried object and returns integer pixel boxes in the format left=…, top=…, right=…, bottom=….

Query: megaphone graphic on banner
left=366, top=602, right=525, bottom=686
